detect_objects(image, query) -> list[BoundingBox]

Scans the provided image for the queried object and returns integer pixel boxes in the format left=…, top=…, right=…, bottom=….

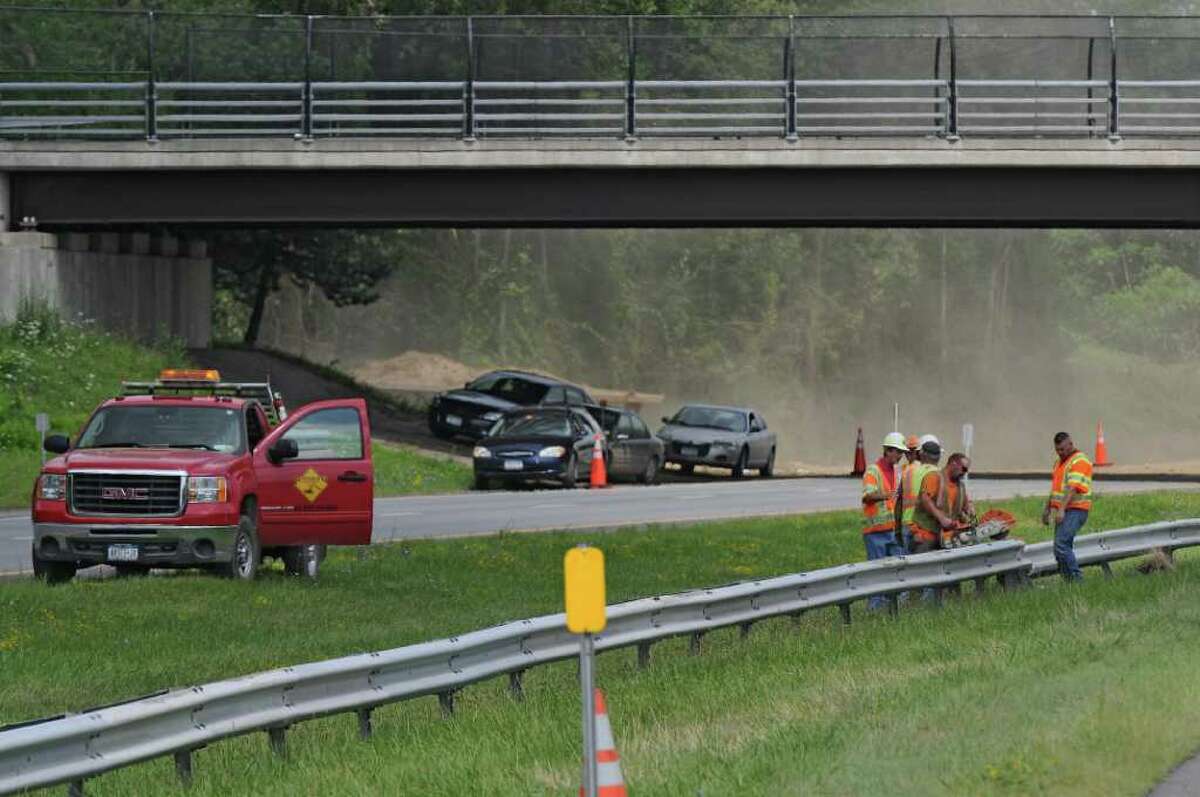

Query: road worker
left=893, top=434, right=922, bottom=548
left=1042, top=431, right=1093, bottom=581
left=862, top=432, right=907, bottom=609
left=904, top=437, right=957, bottom=554
left=935, top=453, right=976, bottom=545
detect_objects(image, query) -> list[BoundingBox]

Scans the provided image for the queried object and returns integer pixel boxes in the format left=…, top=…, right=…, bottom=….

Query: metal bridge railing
left=7, top=78, right=1200, bottom=141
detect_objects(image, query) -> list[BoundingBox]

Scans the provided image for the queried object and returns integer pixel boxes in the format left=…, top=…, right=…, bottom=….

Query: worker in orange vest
left=862, top=432, right=907, bottom=609
left=893, top=434, right=922, bottom=549
left=1042, top=431, right=1094, bottom=581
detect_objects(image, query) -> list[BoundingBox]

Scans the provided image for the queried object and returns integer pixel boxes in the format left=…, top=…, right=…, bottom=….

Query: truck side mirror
left=43, top=434, right=69, bottom=455
left=268, top=438, right=299, bottom=464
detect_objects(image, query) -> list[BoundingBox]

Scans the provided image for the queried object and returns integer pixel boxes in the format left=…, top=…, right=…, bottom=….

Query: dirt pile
left=350, top=351, right=477, bottom=392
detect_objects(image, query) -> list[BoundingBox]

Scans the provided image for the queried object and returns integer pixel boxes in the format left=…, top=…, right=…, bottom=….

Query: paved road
left=1, top=477, right=1192, bottom=574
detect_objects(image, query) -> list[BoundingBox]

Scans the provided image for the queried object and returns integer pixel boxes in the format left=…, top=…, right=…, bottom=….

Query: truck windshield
left=76, top=405, right=245, bottom=454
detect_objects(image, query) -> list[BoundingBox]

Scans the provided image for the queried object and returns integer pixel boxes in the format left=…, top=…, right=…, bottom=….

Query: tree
left=211, top=230, right=399, bottom=345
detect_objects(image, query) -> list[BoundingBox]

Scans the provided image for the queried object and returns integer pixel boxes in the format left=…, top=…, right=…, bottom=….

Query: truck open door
left=254, top=398, right=373, bottom=547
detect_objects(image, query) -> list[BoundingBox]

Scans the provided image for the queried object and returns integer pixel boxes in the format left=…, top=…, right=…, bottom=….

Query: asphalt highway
left=0, top=477, right=1192, bottom=575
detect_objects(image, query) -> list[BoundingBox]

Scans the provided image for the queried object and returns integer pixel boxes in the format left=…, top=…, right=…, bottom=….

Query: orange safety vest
left=861, top=459, right=898, bottom=534
left=1050, top=450, right=1093, bottom=512
left=908, top=466, right=944, bottom=544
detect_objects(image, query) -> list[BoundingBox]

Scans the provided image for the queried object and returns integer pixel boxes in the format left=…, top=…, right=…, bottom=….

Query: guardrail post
left=637, top=642, right=652, bottom=669
left=946, top=16, right=959, bottom=141
left=145, top=11, right=157, bottom=142
left=357, top=708, right=373, bottom=739
left=302, top=15, right=314, bottom=140
left=887, top=594, right=899, bottom=618
left=838, top=603, right=852, bottom=625
left=625, top=15, right=637, bottom=141
left=973, top=576, right=987, bottom=595
left=785, top=15, right=797, bottom=142
left=174, top=750, right=193, bottom=786
left=1086, top=36, right=1096, bottom=136
left=689, top=631, right=705, bottom=655
left=1099, top=561, right=1114, bottom=578
left=738, top=621, right=754, bottom=639
left=1108, top=16, right=1120, bottom=141
left=68, top=780, right=85, bottom=797
left=508, top=670, right=525, bottom=701
left=790, top=610, right=805, bottom=626
left=463, top=17, right=476, bottom=141
left=438, top=690, right=456, bottom=718
left=268, top=726, right=287, bottom=757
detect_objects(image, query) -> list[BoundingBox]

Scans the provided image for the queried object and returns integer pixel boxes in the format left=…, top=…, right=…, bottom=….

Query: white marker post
left=565, top=545, right=606, bottom=797
left=35, top=413, right=49, bottom=465
left=962, top=423, right=974, bottom=485
left=893, top=403, right=900, bottom=434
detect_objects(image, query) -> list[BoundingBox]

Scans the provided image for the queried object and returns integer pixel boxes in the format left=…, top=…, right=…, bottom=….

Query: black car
left=590, top=406, right=665, bottom=485
left=473, top=406, right=607, bottom=490
left=429, top=370, right=596, bottom=441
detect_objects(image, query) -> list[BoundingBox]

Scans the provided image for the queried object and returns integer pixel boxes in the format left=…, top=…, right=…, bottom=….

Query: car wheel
left=32, top=545, right=75, bottom=585
left=561, top=453, right=578, bottom=489
left=731, top=448, right=748, bottom=479
left=220, top=514, right=261, bottom=581
left=474, top=474, right=491, bottom=491
left=114, top=564, right=151, bottom=578
left=761, top=448, right=776, bottom=478
left=641, top=456, right=660, bottom=485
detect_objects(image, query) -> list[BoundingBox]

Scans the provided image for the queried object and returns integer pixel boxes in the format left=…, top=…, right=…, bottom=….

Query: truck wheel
left=32, top=545, right=76, bottom=585
left=731, top=448, right=748, bottom=479
left=221, top=514, right=261, bottom=581
left=283, top=544, right=325, bottom=579
left=761, top=448, right=776, bottom=478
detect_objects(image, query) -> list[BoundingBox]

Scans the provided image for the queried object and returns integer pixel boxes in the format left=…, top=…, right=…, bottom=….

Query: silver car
left=657, top=404, right=777, bottom=478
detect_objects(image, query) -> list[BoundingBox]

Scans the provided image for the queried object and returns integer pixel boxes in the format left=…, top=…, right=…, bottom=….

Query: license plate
left=445, top=414, right=463, bottom=428
left=503, top=459, right=524, bottom=471
left=107, top=544, right=139, bottom=562
left=681, top=446, right=699, bottom=457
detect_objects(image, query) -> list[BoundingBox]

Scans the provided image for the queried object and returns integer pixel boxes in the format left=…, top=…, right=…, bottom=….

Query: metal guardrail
left=1023, top=519, right=1200, bottom=577
left=1, top=520, right=1197, bottom=795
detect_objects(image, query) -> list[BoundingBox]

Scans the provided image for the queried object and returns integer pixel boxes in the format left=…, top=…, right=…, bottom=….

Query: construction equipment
left=944, top=509, right=1017, bottom=548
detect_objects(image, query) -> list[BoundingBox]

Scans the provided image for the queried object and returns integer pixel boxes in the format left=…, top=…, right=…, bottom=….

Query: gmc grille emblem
left=102, top=487, right=151, bottom=501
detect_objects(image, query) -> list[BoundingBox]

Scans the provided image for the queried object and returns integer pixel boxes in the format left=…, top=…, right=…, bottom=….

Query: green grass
left=3, top=492, right=1200, bottom=795
left=372, top=441, right=472, bottom=495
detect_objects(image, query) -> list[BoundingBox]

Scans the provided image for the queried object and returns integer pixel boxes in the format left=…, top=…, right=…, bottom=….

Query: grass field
left=3, top=491, right=1200, bottom=795
left=372, top=441, right=472, bottom=495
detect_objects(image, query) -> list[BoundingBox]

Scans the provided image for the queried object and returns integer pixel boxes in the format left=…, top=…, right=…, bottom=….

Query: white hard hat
left=882, top=432, right=907, bottom=451
left=918, top=434, right=941, bottom=449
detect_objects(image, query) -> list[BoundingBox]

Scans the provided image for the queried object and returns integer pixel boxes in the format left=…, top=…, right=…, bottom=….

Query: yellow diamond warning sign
left=294, top=468, right=328, bottom=503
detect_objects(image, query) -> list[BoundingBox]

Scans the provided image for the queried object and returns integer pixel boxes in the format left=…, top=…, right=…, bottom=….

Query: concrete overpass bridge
left=4, top=11, right=1200, bottom=228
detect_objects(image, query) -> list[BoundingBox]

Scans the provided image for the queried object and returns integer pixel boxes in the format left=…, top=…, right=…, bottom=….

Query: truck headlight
left=187, top=476, right=228, bottom=504
left=538, top=446, right=566, bottom=459
left=39, top=474, right=65, bottom=501
left=473, top=446, right=492, bottom=459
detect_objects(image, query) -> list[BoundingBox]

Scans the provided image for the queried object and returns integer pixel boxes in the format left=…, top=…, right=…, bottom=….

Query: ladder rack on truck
left=121, top=369, right=288, bottom=427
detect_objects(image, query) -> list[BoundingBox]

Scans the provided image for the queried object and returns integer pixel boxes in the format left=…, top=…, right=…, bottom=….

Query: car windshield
left=492, top=413, right=571, bottom=438
left=76, top=405, right=244, bottom=454
left=467, top=374, right=550, bottom=405
left=670, top=406, right=747, bottom=433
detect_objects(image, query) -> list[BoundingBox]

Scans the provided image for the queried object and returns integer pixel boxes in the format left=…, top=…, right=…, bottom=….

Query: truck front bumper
left=33, top=523, right=239, bottom=568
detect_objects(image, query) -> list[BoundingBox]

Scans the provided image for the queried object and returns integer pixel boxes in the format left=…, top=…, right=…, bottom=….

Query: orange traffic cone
left=1094, top=420, right=1113, bottom=467
left=589, top=435, right=609, bottom=488
left=580, top=689, right=627, bottom=797
left=851, top=427, right=866, bottom=477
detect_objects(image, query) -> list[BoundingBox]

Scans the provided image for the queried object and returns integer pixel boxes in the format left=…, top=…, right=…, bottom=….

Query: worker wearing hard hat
left=894, top=434, right=922, bottom=548
left=861, top=432, right=907, bottom=609
left=902, top=436, right=958, bottom=554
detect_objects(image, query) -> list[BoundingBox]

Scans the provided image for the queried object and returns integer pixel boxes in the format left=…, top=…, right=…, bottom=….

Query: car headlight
left=482, top=411, right=503, bottom=422
left=538, top=446, right=566, bottom=459
left=187, top=476, right=228, bottom=504
left=473, top=446, right=492, bottom=459
left=39, top=474, right=65, bottom=501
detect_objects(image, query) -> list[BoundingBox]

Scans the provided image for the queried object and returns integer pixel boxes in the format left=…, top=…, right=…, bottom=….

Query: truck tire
left=640, top=456, right=661, bottom=485
left=283, top=544, right=325, bottom=579
left=220, top=514, right=261, bottom=581
left=32, top=545, right=75, bottom=585
left=561, top=453, right=578, bottom=489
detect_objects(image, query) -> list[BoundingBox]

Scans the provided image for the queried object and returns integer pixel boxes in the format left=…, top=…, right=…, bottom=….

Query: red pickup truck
left=31, top=370, right=374, bottom=583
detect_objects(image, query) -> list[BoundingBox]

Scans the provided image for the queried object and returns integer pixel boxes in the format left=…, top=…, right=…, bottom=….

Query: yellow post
left=565, top=544, right=606, bottom=797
